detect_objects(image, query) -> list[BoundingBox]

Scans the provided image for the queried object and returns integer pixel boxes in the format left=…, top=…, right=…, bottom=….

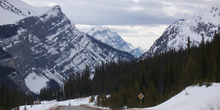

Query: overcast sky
left=22, top=0, right=219, bottom=49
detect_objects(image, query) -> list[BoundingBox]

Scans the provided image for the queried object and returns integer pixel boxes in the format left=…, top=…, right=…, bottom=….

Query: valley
left=0, top=0, right=220, bottom=110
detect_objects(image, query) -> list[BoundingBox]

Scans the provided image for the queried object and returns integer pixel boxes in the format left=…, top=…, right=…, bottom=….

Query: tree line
left=40, top=33, right=220, bottom=109
left=0, top=85, right=33, bottom=110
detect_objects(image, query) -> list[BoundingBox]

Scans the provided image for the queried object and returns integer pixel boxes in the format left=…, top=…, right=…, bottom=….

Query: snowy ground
left=19, top=83, right=220, bottom=110
left=132, top=83, right=220, bottom=110
left=19, top=96, right=93, bottom=110
left=19, top=96, right=109, bottom=110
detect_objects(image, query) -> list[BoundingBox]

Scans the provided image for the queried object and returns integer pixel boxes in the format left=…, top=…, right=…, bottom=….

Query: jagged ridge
left=140, top=5, right=220, bottom=59
left=87, top=26, right=146, bottom=58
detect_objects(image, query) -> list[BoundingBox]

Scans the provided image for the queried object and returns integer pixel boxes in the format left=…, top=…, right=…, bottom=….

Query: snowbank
left=19, top=97, right=92, bottom=110
left=143, top=83, right=220, bottom=110
left=19, top=96, right=110, bottom=110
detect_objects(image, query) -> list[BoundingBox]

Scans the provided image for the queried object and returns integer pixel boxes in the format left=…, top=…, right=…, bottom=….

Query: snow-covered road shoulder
left=19, top=97, right=91, bottom=110
left=19, top=96, right=109, bottom=110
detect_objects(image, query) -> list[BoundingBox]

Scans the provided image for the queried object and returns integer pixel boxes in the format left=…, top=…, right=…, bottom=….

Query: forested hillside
left=40, top=33, right=220, bottom=109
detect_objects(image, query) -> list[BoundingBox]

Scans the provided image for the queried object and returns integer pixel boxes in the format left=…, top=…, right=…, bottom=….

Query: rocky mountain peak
left=87, top=26, right=146, bottom=58
left=140, top=4, right=220, bottom=60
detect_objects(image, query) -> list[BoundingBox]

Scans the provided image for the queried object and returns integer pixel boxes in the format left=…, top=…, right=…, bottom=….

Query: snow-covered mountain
left=87, top=26, right=146, bottom=58
left=0, top=0, right=134, bottom=93
left=140, top=5, right=220, bottom=59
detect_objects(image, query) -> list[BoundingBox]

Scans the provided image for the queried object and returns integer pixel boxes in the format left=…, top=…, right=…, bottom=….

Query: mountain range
left=0, top=0, right=134, bottom=93
left=140, top=5, right=220, bottom=59
left=86, top=26, right=146, bottom=58
left=1, top=0, right=220, bottom=95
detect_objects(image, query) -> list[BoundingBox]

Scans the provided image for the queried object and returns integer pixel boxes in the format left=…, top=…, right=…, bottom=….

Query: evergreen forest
left=0, top=85, right=33, bottom=110
left=40, top=33, right=220, bottom=109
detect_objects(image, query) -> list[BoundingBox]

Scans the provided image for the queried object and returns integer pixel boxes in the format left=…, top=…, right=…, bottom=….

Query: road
left=54, top=105, right=104, bottom=110
left=54, top=106, right=156, bottom=110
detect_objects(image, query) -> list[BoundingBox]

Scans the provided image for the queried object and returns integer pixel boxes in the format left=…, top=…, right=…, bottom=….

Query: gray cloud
left=22, top=0, right=219, bottom=49
left=23, top=0, right=219, bottom=25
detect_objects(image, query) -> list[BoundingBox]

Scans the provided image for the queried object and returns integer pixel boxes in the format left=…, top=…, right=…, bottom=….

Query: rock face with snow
left=0, top=47, right=28, bottom=91
left=0, top=0, right=134, bottom=93
left=140, top=5, right=220, bottom=59
left=0, top=0, right=50, bottom=25
left=87, top=26, right=146, bottom=58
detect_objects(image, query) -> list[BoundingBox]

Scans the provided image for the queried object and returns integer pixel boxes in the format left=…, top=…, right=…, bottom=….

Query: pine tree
left=181, top=56, right=199, bottom=87
left=187, top=36, right=191, bottom=50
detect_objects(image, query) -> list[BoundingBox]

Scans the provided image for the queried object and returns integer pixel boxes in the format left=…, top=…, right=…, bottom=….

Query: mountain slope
left=0, top=0, right=50, bottom=25
left=0, top=47, right=28, bottom=91
left=0, top=0, right=134, bottom=93
left=140, top=5, right=220, bottom=59
left=87, top=26, right=146, bottom=58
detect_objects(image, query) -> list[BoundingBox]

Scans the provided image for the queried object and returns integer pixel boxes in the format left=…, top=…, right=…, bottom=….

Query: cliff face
left=0, top=46, right=28, bottom=91
left=0, top=3, right=134, bottom=93
left=0, top=47, right=14, bottom=67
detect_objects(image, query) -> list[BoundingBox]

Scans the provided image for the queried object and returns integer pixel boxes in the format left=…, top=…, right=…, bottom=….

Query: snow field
left=24, top=72, right=49, bottom=94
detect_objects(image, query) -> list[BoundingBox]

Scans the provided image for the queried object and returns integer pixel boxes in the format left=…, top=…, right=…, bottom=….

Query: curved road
left=54, top=106, right=103, bottom=110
